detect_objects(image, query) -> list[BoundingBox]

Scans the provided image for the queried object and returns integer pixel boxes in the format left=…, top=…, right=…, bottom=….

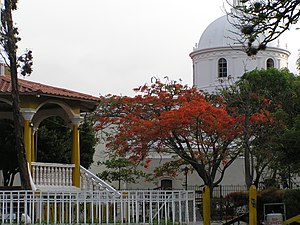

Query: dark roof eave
left=18, top=92, right=100, bottom=103
left=0, top=92, right=100, bottom=109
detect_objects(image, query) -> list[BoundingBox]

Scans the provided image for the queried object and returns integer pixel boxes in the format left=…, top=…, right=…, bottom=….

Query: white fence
left=0, top=190, right=198, bottom=224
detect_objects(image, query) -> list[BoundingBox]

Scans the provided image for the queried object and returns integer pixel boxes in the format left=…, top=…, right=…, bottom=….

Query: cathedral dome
left=197, top=15, right=239, bottom=50
left=190, top=7, right=290, bottom=93
left=197, top=14, right=284, bottom=51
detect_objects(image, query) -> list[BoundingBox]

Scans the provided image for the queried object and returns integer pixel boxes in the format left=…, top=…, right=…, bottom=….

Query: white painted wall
left=190, top=47, right=290, bottom=93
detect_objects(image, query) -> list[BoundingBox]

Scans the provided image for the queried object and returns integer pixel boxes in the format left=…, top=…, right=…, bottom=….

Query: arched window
left=266, top=58, right=275, bottom=69
left=218, top=58, right=227, bottom=78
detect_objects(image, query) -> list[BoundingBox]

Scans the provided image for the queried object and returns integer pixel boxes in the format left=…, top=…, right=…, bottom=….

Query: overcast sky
left=13, top=0, right=299, bottom=97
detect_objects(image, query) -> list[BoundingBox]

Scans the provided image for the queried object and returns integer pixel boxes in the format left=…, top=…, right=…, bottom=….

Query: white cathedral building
left=190, top=0, right=290, bottom=93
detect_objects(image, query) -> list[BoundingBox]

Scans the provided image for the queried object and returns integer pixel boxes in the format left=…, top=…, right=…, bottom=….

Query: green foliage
left=226, top=191, right=248, bottom=207
left=37, top=117, right=71, bottom=163
left=79, top=120, right=97, bottom=168
left=0, top=119, right=19, bottom=186
left=260, top=188, right=284, bottom=204
left=97, top=157, right=148, bottom=189
left=283, top=189, right=300, bottom=219
left=226, top=189, right=300, bottom=221
left=277, top=115, right=300, bottom=166
left=241, top=68, right=295, bottom=102
left=222, top=68, right=300, bottom=187
left=37, top=116, right=97, bottom=169
left=226, top=188, right=284, bottom=222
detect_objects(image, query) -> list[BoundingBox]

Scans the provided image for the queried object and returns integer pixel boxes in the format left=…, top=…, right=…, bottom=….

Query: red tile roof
left=0, top=75, right=100, bottom=102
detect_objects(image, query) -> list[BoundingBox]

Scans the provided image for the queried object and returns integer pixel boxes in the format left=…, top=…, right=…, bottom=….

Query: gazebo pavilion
left=0, top=72, right=100, bottom=189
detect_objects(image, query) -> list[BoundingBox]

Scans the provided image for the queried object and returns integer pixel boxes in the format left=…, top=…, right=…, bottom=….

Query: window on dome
left=266, top=58, right=275, bottom=69
left=218, top=58, right=227, bottom=78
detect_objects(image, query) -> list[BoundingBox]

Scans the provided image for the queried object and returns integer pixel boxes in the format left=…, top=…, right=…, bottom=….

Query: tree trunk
left=4, top=0, right=31, bottom=189
left=244, top=105, right=253, bottom=189
left=244, top=146, right=252, bottom=189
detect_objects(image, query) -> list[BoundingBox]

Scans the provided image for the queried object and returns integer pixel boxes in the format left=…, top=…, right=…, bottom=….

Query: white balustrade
left=31, top=162, right=74, bottom=187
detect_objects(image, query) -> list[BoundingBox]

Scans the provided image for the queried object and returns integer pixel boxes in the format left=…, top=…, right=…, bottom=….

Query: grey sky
left=14, top=0, right=299, bottom=97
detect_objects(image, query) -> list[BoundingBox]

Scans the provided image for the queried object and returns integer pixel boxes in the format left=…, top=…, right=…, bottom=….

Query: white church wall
left=125, top=156, right=247, bottom=190
left=191, top=47, right=290, bottom=92
left=90, top=138, right=248, bottom=190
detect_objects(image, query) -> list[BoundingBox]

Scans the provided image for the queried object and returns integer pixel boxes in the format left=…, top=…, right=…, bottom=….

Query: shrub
left=283, top=189, right=300, bottom=220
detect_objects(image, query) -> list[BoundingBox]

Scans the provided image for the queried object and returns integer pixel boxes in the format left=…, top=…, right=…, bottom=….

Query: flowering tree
left=94, top=79, right=268, bottom=191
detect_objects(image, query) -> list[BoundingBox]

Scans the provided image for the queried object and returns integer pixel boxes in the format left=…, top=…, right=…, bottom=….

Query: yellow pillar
left=203, top=185, right=211, bottom=225
left=21, top=108, right=36, bottom=165
left=249, top=185, right=257, bottom=225
left=71, top=124, right=80, bottom=187
left=24, top=120, right=32, bottom=166
left=31, top=128, right=35, bottom=162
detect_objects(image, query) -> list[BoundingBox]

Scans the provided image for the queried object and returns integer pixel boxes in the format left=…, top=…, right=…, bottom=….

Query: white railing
left=80, top=166, right=120, bottom=196
left=0, top=190, right=198, bottom=225
left=31, top=162, right=74, bottom=187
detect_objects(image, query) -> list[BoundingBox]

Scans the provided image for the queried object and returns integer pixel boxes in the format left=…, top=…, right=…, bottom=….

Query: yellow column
left=20, top=108, right=36, bottom=165
left=71, top=124, right=80, bottom=187
left=249, top=185, right=257, bottom=225
left=24, top=120, right=32, bottom=166
left=31, top=128, right=35, bottom=162
left=203, top=185, right=211, bottom=225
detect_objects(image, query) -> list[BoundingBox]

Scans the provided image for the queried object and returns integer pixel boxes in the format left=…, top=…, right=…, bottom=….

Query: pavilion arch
left=32, top=99, right=79, bottom=129
left=0, top=75, right=99, bottom=188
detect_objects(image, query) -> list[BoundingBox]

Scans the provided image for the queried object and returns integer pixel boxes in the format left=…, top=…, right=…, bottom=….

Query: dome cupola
left=190, top=1, right=290, bottom=93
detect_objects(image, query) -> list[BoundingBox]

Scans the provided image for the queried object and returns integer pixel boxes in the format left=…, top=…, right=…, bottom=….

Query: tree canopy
left=94, top=79, right=269, bottom=190
left=221, top=68, right=300, bottom=188
left=231, top=0, right=300, bottom=55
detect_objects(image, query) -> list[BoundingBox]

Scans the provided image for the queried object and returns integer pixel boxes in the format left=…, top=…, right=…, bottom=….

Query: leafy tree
left=230, top=0, right=300, bottom=56
left=0, top=119, right=18, bottom=186
left=79, top=119, right=98, bottom=168
left=0, top=0, right=33, bottom=189
left=97, top=158, right=147, bottom=190
left=37, top=116, right=96, bottom=169
left=221, top=68, right=299, bottom=187
left=94, top=79, right=268, bottom=192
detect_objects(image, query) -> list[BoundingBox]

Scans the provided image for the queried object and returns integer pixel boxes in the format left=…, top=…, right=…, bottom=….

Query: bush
left=257, top=188, right=285, bottom=224
left=226, top=191, right=248, bottom=207
left=283, top=189, right=300, bottom=220
left=224, top=188, right=300, bottom=223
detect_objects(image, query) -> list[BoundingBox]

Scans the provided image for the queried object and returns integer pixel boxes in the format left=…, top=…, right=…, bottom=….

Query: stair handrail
left=80, top=166, right=121, bottom=196
left=283, top=214, right=300, bottom=225
left=28, top=163, right=37, bottom=191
